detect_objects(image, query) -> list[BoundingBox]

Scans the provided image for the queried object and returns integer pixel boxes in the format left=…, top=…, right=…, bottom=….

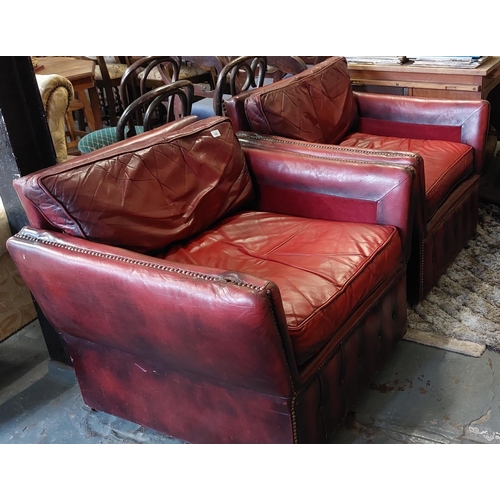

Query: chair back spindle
left=116, top=80, right=194, bottom=141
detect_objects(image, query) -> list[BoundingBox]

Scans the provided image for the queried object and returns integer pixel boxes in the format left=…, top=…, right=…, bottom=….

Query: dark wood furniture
left=94, top=56, right=132, bottom=127
left=76, top=56, right=183, bottom=154
left=347, top=56, right=500, bottom=100
left=187, top=56, right=268, bottom=117
left=266, top=56, right=308, bottom=82
left=116, top=80, right=194, bottom=141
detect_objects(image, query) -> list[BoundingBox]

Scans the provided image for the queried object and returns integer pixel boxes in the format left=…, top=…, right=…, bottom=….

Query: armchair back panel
left=244, top=56, right=358, bottom=144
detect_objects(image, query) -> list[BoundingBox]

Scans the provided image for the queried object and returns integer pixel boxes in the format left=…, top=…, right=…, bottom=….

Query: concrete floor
left=332, top=340, right=500, bottom=444
left=1, top=319, right=499, bottom=444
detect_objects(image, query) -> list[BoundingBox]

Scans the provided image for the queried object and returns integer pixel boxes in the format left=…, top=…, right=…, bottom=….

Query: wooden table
left=35, top=57, right=103, bottom=142
left=347, top=56, right=500, bottom=100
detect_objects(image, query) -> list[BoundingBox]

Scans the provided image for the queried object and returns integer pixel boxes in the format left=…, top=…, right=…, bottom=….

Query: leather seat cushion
left=164, top=210, right=403, bottom=365
left=340, top=132, right=474, bottom=219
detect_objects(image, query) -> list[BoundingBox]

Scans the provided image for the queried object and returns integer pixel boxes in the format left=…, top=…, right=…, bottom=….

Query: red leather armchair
left=225, top=56, right=491, bottom=303
left=7, top=116, right=415, bottom=443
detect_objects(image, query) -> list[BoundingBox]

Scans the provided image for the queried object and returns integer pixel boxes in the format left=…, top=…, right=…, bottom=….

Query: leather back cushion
left=244, top=56, right=358, bottom=144
left=18, top=116, right=254, bottom=253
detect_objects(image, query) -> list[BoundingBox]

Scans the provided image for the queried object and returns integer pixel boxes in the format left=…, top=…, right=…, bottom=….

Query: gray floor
left=332, top=340, right=500, bottom=444
left=1, top=318, right=499, bottom=444
left=0, top=321, right=183, bottom=444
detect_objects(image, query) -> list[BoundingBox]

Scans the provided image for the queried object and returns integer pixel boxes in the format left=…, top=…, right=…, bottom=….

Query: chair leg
left=65, top=110, right=88, bottom=152
left=65, top=111, right=79, bottom=151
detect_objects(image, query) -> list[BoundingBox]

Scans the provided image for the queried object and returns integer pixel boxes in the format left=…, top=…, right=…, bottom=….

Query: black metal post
left=0, top=56, right=71, bottom=364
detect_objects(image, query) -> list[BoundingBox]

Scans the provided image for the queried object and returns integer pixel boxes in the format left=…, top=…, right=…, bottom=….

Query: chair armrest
left=237, top=130, right=423, bottom=169
left=7, top=227, right=297, bottom=395
left=353, top=92, right=491, bottom=173
left=242, top=146, right=416, bottom=261
left=237, top=131, right=426, bottom=238
left=35, top=74, right=74, bottom=163
left=225, top=90, right=254, bottom=132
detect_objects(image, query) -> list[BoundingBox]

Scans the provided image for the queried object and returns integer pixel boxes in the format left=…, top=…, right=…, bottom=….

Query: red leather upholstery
left=15, top=117, right=252, bottom=253
left=7, top=116, right=414, bottom=443
left=340, top=133, right=473, bottom=220
left=244, top=56, right=358, bottom=144
left=225, top=57, right=491, bottom=303
left=353, top=92, right=489, bottom=173
left=166, top=211, right=402, bottom=365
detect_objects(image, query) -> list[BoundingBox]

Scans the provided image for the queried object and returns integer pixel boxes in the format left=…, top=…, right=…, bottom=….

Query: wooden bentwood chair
left=77, top=56, right=183, bottom=153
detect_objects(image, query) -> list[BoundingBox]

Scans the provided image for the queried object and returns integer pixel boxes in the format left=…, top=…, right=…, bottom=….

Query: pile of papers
left=409, top=56, right=489, bottom=68
left=345, top=56, right=490, bottom=69
left=345, top=56, right=407, bottom=65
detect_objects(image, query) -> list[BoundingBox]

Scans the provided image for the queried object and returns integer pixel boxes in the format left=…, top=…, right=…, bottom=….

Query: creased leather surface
left=353, top=92, right=490, bottom=173
left=340, top=133, right=473, bottom=220
left=69, top=336, right=295, bottom=444
left=228, top=69, right=489, bottom=302
left=7, top=118, right=412, bottom=442
left=236, top=131, right=423, bottom=257
left=241, top=144, right=415, bottom=263
left=19, top=117, right=253, bottom=253
left=294, top=272, right=406, bottom=442
left=407, top=176, right=479, bottom=303
left=244, top=57, right=357, bottom=144
left=165, top=211, right=402, bottom=365
left=7, top=227, right=295, bottom=395
left=8, top=226, right=407, bottom=442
